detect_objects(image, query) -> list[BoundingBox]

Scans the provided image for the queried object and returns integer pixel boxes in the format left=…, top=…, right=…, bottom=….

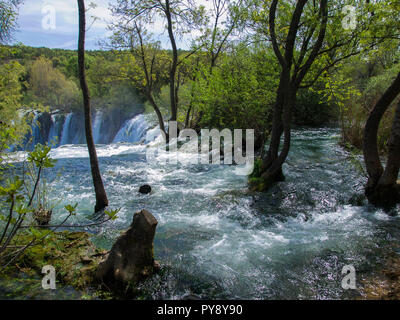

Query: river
left=2, top=126, right=400, bottom=299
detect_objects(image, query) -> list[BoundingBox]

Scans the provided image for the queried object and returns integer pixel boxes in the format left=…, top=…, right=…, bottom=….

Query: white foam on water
left=9, top=127, right=400, bottom=299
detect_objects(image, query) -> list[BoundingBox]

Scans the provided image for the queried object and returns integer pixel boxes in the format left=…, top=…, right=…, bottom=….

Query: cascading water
left=5, top=127, right=400, bottom=299
left=113, top=114, right=148, bottom=143
left=48, top=115, right=58, bottom=146
left=30, top=113, right=42, bottom=146
left=48, top=114, right=65, bottom=147
left=92, top=111, right=103, bottom=144
left=29, top=112, right=150, bottom=146
left=60, top=113, right=73, bottom=146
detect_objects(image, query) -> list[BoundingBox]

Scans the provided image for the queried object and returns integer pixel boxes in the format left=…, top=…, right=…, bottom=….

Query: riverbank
left=361, top=244, right=400, bottom=300
left=0, top=231, right=109, bottom=299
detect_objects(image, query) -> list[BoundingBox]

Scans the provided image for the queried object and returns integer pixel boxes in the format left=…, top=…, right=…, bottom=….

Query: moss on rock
left=248, top=157, right=286, bottom=192
left=1, top=230, right=110, bottom=298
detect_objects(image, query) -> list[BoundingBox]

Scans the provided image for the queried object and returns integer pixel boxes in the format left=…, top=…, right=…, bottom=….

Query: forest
left=0, top=0, right=400, bottom=301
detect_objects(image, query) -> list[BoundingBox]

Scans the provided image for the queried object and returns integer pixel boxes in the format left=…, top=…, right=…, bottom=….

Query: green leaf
left=64, top=203, right=78, bottom=215
left=105, top=208, right=120, bottom=221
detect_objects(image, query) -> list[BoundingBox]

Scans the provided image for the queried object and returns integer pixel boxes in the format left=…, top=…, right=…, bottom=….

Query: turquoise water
left=3, top=128, right=400, bottom=299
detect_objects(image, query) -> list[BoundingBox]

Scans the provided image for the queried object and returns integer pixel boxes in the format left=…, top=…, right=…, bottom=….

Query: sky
left=13, top=0, right=112, bottom=50
left=12, top=0, right=212, bottom=50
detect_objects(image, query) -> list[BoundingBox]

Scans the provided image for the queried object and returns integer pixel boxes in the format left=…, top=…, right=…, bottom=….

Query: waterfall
left=48, top=114, right=64, bottom=147
left=71, top=113, right=84, bottom=144
left=92, top=111, right=103, bottom=144
left=31, top=112, right=41, bottom=146
left=24, top=111, right=153, bottom=149
left=113, top=114, right=148, bottom=143
left=60, top=113, right=73, bottom=145
left=48, top=115, right=57, bottom=144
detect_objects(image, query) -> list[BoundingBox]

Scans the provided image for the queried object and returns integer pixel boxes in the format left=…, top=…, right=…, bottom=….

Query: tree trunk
left=261, top=103, right=284, bottom=181
left=77, top=0, right=108, bottom=213
left=363, top=72, right=400, bottom=194
left=147, top=94, right=168, bottom=142
left=366, top=101, right=400, bottom=208
left=184, top=79, right=197, bottom=129
left=262, top=74, right=286, bottom=172
left=378, top=102, right=400, bottom=185
left=379, top=101, right=400, bottom=187
left=165, top=0, right=178, bottom=122
left=250, top=0, right=308, bottom=191
left=185, top=103, right=193, bottom=129
left=255, top=72, right=295, bottom=189
left=260, top=86, right=296, bottom=186
left=249, top=0, right=328, bottom=192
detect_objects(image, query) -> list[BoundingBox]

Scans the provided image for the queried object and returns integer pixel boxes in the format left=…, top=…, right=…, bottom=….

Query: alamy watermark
left=342, top=5, right=357, bottom=31
left=145, top=122, right=255, bottom=176
left=341, top=265, right=357, bottom=290
left=41, top=265, right=56, bottom=290
left=41, top=2, right=56, bottom=30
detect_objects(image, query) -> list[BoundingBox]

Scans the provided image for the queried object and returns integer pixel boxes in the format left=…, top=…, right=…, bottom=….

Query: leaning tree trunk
left=77, top=0, right=109, bottom=213
left=365, top=102, right=400, bottom=208
left=378, top=102, right=400, bottom=186
left=363, top=73, right=400, bottom=205
left=363, top=72, right=400, bottom=208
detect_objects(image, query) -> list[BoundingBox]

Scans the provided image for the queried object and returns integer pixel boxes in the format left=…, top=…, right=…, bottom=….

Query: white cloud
left=15, top=0, right=223, bottom=50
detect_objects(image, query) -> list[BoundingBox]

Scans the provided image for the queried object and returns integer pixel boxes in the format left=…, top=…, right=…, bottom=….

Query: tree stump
left=96, top=209, right=159, bottom=288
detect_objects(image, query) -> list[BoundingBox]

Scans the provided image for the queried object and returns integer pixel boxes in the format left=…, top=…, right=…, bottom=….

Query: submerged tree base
left=248, top=158, right=286, bottom=192
left=366, top=183, right=400, bottom=210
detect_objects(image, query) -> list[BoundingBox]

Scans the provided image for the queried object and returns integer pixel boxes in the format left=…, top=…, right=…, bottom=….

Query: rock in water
left=96, top=210, right=159, bottom=287
left=139, top=184, right=152, bottom=194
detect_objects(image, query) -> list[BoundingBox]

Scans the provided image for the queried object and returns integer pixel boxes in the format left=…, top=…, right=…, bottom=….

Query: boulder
left=96, top=209, right=159, bottom=287
left=139, top=184, right=152, bottom=194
